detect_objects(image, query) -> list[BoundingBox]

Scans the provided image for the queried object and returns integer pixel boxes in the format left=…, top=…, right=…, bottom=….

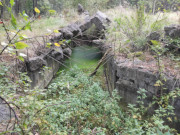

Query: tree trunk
left=33, top=0, right=36, bottom=16
left=15, top=0, right=20, bottom=16
left=35, top=0, right=38, bottom=7
left=0, top=5, right=3, bottom=19
left=33, top=0, right=38, bottom=16
left=152, top=0, right=157, bottom=15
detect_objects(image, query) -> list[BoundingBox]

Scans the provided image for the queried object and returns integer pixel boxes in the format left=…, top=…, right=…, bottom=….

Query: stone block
left=27, top=57, right=47, bottom=72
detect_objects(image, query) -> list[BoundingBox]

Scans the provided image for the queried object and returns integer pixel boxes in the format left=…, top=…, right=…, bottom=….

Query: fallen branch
left=90, top=48, right=112, bottom=77
left=104, top=67, right=112, bottom=97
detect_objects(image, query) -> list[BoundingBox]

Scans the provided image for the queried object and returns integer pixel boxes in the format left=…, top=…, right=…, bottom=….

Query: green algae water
left=56, top=45, right=105, bottom=89
left=60, top=45, right=102, bottom=71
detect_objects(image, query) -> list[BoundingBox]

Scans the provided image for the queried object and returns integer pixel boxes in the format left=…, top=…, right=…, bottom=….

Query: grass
left=0, top=5, right=179, bottom=43
left=0, top=9, right=83, bottom=45
left=105, top=6, right=180, bottom=53
left=0, top=16, right=71, bottom=42
left=105, top=6, right=180, bottom=77
left=0, top=10, right=83, bottom=58
left=0, top=6, right=179, bottom=65
left=106, top=6, right=180, bottom=23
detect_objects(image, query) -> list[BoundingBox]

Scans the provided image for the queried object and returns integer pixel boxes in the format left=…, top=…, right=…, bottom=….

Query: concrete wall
left=27, top=11, right=110, bottom=89
left=27, top=47, right=69, bottom=89
left=28, top=54, right=61, bottom=89
left=105, top=57, right=180, bottom=131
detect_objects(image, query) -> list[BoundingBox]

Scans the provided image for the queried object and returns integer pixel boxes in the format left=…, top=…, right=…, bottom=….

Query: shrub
left=0, top=65, right=177, bottom=134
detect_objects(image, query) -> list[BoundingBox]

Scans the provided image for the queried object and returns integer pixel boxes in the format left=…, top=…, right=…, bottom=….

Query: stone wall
left=0, top=99, right=13, bottom=123
left=27, top=52, right=61, bottom=89
left=105, top=57, right=180, bottom=131
left=27, top=11, right=110, bottom=89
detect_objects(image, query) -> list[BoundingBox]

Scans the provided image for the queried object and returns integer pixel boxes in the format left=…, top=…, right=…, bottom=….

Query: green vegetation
left=106, top=2, right=179, bottom=80
left=107, top=4, right=168, bottom=51
left=0, top=0, right=180, bottom=134
left=1, top=0, right=180, bottom=18
left=0, top=65, right=179, bottom=134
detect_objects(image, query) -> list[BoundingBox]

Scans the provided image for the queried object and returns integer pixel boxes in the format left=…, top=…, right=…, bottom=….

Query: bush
left=0, top=65, right=177, bottom=134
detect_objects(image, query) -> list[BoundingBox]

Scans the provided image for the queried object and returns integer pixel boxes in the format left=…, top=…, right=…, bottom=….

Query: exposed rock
left=164, top=25, right=180, bottom=53
left=164, top=24, right=180, bottom=38
left=174, top=99, right=180, bottom=119
left=147, top=31, right=160, bottom=41
left=51, top=48, right=64, bottom=61
left=91, top=11, right=111, bottom=31
left=63, top=48, right=72, bottom=57
left=92, top=39, right=104, bottom=45
left=50, top=32, right=62, bottom=42
left=79, top=19, right=92, bottom=32
left=60, top=28, right=73, bottom=39
left=60, top=23, right=81, bottom=39
left=164, top=24, right=178, bottom=36
left=27, top=57, right=47, bottom=72
left=0, top=99, right=14, bottom=123
left=78, top=3, right=84, bottom=15
left=57, top=11, right=110, bottom=40
left=169, top=28, right=180, bottom=38
left=84, top=11, right=90, bottom=17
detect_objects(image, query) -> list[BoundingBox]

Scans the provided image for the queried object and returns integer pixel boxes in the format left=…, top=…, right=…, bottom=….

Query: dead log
left=90, top=48, right=112, bottom=77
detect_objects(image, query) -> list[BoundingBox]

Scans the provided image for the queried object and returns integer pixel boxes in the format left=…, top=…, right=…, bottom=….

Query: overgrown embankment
left=1, top=65, right=177, bottom=134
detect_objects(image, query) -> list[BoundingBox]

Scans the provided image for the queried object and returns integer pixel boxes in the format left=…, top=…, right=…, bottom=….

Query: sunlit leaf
left=133, top=115, right=137, bottom=119
left=18, top=56, right=24, bottom=62
left=0, top=2, right=3, bottom=6
left=54, top=30, right=59, bottom=33
left=48, top=10, right=56, bottom=14
left=23, top=11, right=28, bottom=21
left=10, top=0, right=15, bottom=7
left=151, top=40, right=160, bottom=46
left=34, top=7, right=40, bottom=14
left=19, top=34, right=28, bottom=40
left=11, top=13, right=17, bottom=29
left=66, top=40, right=71, bottom=44
left=167, top=117, right=172, bottom=122
left=46, top=43, right=52, bottom=48
left=154, top=83, right=160, bottom=87
left=54, top=43, right=60, bottom=47
left=15, top=42, right=29, bottom=49
left=24, top=22, right=32, bottom=31
left=47, top=43, right=52, bottom=46
left=23, top=11, right=28, bottom=17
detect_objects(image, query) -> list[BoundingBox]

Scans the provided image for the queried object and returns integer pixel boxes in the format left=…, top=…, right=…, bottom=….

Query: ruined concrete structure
left=105, top=57, right=180, bottom=130
left=27, top=11, right=110, bottom=89
left=27, top=12, right=180, bottom=129
left=1, top=11, right=179, bottom=131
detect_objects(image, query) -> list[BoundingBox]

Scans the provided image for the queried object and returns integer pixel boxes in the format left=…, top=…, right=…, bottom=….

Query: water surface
left=61, top=45, right=102, bottom=71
